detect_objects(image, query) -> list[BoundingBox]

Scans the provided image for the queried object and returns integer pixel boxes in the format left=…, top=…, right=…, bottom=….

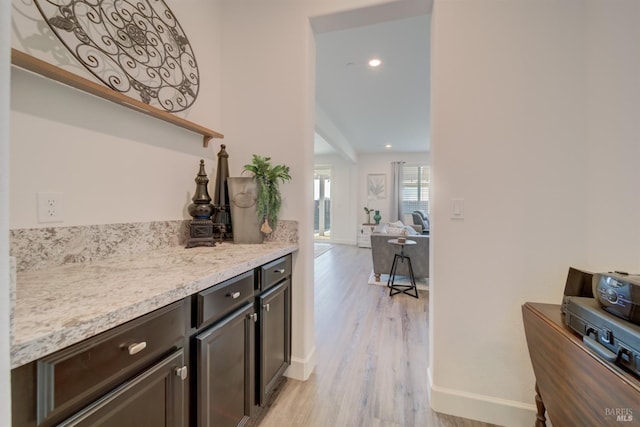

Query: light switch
left=452, top=198, right=464, bottom=219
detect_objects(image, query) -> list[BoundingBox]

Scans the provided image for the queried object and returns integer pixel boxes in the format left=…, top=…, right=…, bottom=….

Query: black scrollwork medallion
left=35, top=0, right=200, bottom=112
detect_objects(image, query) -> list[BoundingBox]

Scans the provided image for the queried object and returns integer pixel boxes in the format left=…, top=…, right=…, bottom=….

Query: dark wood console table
left=522, top=302, right=640, bottom=426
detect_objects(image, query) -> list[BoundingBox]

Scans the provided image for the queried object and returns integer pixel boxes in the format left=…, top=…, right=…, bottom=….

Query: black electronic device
left=561, top=267, right=594, bottom=314
left=593, top=272, right=640, bottom=325
left=563, top=296, right=640, bottom=378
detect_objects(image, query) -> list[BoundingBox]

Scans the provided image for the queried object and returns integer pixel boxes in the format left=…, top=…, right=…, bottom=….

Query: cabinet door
left=257, top=278, right=291, bottom=406
left=196, top=303, right=255, bottom=427
left=358, top=225, right=373, bottom=248
left=58, top=349, right=187, bottom=427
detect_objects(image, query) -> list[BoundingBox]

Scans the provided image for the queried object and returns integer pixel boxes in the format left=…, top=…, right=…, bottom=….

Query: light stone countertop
left=11, top=242, right=297, bottom=369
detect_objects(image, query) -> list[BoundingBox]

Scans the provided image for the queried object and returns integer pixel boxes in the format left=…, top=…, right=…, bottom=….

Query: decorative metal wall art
left=35, top=0, right=200, bottom=112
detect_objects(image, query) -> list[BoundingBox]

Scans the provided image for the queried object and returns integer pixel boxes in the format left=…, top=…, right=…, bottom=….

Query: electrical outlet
left=37, top=192, right=64, bottom=223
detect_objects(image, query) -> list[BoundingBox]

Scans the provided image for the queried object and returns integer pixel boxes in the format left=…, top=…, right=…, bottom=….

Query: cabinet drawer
left=37, top=300, right=186, bottom=425
left=260, top=255, right=291, bottom=291
left=194, top=270, right=254, bottom=329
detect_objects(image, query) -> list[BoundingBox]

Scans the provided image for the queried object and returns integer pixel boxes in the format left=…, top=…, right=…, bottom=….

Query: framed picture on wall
left=367, top=174, right=386, bottom=199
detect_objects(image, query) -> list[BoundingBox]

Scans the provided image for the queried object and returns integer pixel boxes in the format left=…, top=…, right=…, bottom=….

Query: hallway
left=252, top=244, right=496, bottom=427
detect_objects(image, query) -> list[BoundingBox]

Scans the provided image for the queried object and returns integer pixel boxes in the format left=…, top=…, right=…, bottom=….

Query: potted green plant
left=364, top=207, right=374, bottom=224
left=243, top=154, right=292, bottom=234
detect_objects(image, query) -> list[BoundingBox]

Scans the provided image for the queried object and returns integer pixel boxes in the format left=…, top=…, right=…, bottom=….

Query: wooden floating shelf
left=10, top=49, right=223, bottom=147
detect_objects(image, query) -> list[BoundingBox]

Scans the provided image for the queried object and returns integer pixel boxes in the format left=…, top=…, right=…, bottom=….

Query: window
left=401, top=164, right=429, bottom=216
left=314, top=168, right=331, bottom=238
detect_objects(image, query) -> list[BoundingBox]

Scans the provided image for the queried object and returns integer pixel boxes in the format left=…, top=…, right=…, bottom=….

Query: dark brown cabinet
left=195, top=303, right=255, bottom=427
left=256, top=278, right=291, bottom=406
left=255, top=254, right=292, bottom=406
left=12, top=254, right=294, bottom=427
left=11, top=299, right=188, bottom=427
left=194, top=255, right=292, bottom=426
left=58, top=349, right=187, bottom=427
left=192, top=270, right=256, bottom=427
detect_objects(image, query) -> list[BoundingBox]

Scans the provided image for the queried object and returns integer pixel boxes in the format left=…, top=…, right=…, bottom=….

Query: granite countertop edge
left=11, top=242, right=297, bottom=369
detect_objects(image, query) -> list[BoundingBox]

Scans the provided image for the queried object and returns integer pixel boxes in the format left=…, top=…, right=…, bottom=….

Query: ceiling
left=313, top=3, right=431, bottom=158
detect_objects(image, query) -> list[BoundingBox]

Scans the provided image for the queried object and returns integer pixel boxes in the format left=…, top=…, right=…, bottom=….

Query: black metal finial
left=213, top=145, right=233, bottom=241
left=186, top=159, right=215, bottom=248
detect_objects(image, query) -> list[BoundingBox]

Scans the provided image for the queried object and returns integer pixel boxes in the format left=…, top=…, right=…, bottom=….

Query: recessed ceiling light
left=368, top=58, right=382, bottom=67
left=385, top=144, right=392, bottom=149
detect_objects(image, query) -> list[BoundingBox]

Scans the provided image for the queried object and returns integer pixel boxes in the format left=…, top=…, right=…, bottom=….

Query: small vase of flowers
left=364, top=207, right=374, bottom=224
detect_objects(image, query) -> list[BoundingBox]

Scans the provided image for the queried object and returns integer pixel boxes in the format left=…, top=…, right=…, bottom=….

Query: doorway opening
left=314, top=167, right=331, bottom=241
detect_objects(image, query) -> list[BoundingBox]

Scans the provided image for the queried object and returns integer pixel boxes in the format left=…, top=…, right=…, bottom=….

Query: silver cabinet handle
left=250, top=313, right=258, bottom=322
left=274, top=268, right=285, bottom=274
left=228, top=291, right=241, bottom=299
left=127, top=341, right=147, bottom=356
left=175, top=366, right=188, bottom=380
left=264, top=303, right=270, bottom=312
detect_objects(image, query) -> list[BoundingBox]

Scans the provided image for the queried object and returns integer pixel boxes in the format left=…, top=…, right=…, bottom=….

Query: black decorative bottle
left=212, top=144, right=233, bottom=241
left=186, top=159, right=216, bottom=248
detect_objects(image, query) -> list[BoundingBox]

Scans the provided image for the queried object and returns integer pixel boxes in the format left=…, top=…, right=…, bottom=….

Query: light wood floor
left=252, top=244, right=498, bottom=427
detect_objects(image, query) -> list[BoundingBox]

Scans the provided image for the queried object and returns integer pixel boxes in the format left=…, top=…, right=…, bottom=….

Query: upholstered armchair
left=411, top=210, right=429, bottom=235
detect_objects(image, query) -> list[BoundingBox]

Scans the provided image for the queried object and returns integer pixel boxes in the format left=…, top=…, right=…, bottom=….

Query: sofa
left=370, top=223, right=429, bottom=281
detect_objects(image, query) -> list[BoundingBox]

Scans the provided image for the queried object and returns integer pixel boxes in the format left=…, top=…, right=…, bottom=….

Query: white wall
left=9, top=0, right=409, bottom=396
left=315, top=154, right=358, bottom=245
left=430, top=1, right=640, bottom=426
left=1, top=0, right=12, bottom=423
left=219, top=1, right=318, bottom=379
left=10, top=1, right=224, bottom=229
left=315, top=107, right=358, bottom=163
left=218, top=0, right=418, bottom=381
left=358, top=152, right=429, bottom=225
left=8, top=5, right=225, bottom=419
left=585, top=1, right=640, bottom=271
left=20, top=1, right=626, bottom=426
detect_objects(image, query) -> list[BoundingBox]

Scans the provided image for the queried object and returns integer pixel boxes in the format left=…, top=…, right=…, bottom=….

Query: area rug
left=314, top=243, right=333, bottom=258
left=368, top=271, right=429, bottom=291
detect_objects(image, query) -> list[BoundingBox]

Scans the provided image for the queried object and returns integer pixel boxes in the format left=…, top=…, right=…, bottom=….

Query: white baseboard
left=284, top=346, right=316, bottom=381
left=428, top=368, right=536, bottom=427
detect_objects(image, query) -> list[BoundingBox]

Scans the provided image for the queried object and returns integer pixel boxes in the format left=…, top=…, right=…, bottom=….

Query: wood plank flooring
left=252, top=244, right=498, bottom=427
